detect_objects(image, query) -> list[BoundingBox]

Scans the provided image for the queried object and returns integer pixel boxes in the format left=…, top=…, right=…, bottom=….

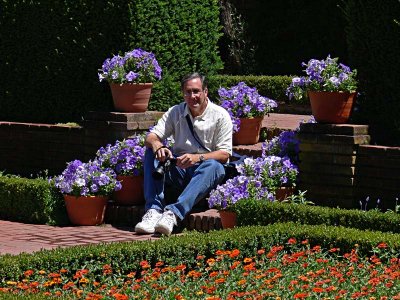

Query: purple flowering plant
left=237, top=156, right=298, bottom=192
left=263, top=130, right=300, bottom=165
left=95, top=135, right=146, bottom=176
left=207, top=175, right=273, bottom=211
left=98, top=48, right=162, bottom=84
left=218, top=82, right=277, bottom=132
left=208, top=155, right=298, bottom=210
left=51, top=160, right=121, bottom=197
left=286, top=55, right=358, bottom=101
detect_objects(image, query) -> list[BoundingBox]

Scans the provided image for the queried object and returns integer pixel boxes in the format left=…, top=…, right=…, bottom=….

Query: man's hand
left=176, top=153, right=199, bottom=169
left=154, top=146, right=173, bottom=163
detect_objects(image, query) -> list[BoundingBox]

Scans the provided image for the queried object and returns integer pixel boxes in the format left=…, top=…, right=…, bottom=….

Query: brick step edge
left=105, top=204, right=222, bottom=232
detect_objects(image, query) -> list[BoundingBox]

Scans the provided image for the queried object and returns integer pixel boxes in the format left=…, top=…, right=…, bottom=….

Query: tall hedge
left=0, top=0, right=223, bottom=122
left=343, top=0, right=400, bottom=145
left=129, top=0, right=223, bottom=111
left=0, top=0, right=131, bottom=123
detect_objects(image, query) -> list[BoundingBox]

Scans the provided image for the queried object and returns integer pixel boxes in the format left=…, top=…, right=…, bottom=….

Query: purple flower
left=51, top=159, right=121, bottom=197
left=95, top=134, right=146, bottom=176
left=286, top=55, right=358, bottom=101
left=126, top=71, right=139, bottom=82
left=218, top=82, right=277, bottom=132
left=98, top=48, right=162, bottom=84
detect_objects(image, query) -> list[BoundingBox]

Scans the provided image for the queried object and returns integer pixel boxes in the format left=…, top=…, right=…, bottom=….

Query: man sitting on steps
left=135, top=72, right=233, bottom=236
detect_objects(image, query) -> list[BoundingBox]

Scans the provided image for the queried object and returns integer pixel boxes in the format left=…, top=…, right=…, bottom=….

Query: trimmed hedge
left=208, top=75, right=295, bottom=103
left=1, top=222, right=400, bottom=281
left=0, top=0, right=222, bottom=122
left=130, top=0, right=223, bottom=112
left=0, top=176, right=68, bottom=225
left=235, top=199, right=400, bottom=233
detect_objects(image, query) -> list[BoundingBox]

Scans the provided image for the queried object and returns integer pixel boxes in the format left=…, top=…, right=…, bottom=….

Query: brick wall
left=0, top=112, right=163, bottom=177
left=298, top=123, right=400, bottom=211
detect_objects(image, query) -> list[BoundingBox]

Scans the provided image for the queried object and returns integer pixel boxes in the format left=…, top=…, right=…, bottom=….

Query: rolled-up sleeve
left=213, top=110, right=233, bottom=155
left=150, top=106, right=175, bottom=140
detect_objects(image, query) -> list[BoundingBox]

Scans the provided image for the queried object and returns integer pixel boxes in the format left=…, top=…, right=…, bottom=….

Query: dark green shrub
left=0, top=175, right=68, bottom=225
left=208, top=75, right=294, bottom=103
left=0, top=0, right=131, bottom=123
left=343, top=0, right=400, bottom=145
left=129, top=0, right=223, bottom=112
left=235, top=199, right=400, bottom=233
left=0, top=0, right=222, bottom=122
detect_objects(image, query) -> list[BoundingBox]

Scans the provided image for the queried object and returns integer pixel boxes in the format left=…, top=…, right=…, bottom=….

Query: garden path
left=0, top=113, right=311, bottom=255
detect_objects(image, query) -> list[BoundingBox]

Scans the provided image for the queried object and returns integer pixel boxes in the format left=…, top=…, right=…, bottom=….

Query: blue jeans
left=143, top=148, right=225, bottom=220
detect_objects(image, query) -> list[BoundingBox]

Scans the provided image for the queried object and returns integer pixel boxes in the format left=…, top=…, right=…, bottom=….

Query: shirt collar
left=183, top=98, right=211, bottom=120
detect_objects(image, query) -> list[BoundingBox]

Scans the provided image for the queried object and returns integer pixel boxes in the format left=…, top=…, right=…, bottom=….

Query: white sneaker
left=135, top=209, right=163, bottom=234
left=154, top=210, right=177, bottom=236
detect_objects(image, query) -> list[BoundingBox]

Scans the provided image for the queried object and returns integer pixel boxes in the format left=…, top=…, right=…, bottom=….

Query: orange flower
left=155, top=261, right=164, bottom=267
left=312, top=287, right=324, bottom=293
left=294, top=293, right=309, bottom=299
left=214, top=278, right=226, bottom=284
left=140, top=260, right=151, bottom=269
left=113, top=293, right=129, bottom=300
left=230, top=249, right=240, bottom=258
left=257, top=249, right=265, bottom=255
left=209, top=271, right=219, bottom=278
left=230, top=261, right=240, bottom=270
left=377, top=242, right=388, bottom=249
left=24, top=270, right=34, bottom=277
left=288, top=238, right=297, bottom=245
left=103, top=264, right=113, bottom=275
left=243, top=257, right=253, bottom=263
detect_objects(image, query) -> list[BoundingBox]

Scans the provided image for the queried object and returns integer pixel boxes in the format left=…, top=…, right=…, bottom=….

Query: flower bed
left=1, top=224, right=400, bottom=298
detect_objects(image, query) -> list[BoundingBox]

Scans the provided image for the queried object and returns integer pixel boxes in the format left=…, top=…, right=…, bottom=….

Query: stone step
left=105, top=203, right=222, bottom=232
left=104, top=113, right=313, bottom=230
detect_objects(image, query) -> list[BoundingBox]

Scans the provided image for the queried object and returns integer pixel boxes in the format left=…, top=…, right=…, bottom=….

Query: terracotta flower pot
left=109, top=83, right=153, bottom=112
left=308, top=91, right=356, bottom=124
left=64, top=194, right=108, bottom=226
left=112, top=175, right=144, bottom=206
left=233, top=117, right=264, bottom=145
left=219, top=210, right=237, bottom=229
left=275, top=186, right=295, bottom=201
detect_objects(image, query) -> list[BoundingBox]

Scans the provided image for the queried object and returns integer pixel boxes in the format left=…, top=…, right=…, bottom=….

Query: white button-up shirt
left=150, top=100, right=233, bottom=156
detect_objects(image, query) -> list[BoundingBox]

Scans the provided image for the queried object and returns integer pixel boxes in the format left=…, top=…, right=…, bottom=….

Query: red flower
left=294, top=293, right=309, bottom=299
left=377, top=242, right=388, bottom=249
left=288, top=238, right=297, bottom=245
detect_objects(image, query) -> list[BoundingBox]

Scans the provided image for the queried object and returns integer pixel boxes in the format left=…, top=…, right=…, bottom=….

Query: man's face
left=183, top=78, right=208, bottom=114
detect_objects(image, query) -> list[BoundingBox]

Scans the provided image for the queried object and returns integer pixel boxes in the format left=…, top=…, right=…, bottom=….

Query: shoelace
left=142, top=210, right=160, bottom=221
left=162, top=211, right=176, bottom=226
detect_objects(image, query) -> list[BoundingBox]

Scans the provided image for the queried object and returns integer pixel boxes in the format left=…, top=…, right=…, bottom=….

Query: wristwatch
left=199, top=154, right=205, bottom=163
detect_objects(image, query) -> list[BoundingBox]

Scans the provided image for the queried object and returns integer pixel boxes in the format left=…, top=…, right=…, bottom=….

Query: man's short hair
left=181, top=72, right=208, bottom=90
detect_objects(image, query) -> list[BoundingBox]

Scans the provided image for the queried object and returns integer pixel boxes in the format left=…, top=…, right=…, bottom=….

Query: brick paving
left=0, top=113, right=311, bottom=256
left=0, top=220, right=161, bottom=256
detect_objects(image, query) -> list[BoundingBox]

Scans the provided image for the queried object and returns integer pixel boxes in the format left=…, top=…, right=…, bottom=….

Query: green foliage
left=0, top=175, right=68, bottom=225
left=0, top=0, right=222, bottom=122
left=1, top=222, right=400, bottom=282
left=225, top=0, right=348, bottom=75
left=235, top=199, right=400, bottom=233
left=343, top=0, right=400, bottom=145
left=208, top=75, right=294, bottom=103
left=0, top=0, right=131, bottom=123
